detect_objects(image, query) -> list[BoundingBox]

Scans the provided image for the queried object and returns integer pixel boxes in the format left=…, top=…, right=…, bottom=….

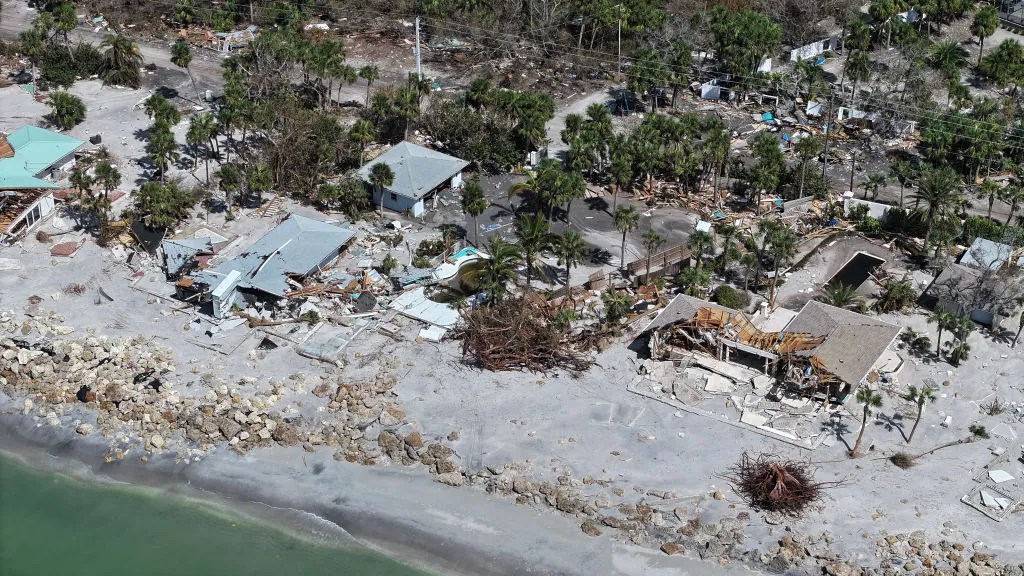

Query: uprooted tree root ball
left=726, top=453, right=837, bottom=515
left=454, top=295, right=593, bottom=372
left=889, top=452, right=918, bottom=469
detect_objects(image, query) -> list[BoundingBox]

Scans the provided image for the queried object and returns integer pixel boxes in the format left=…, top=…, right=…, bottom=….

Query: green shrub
left=856, top=216, right=882, bottom=234
left=38, top=43, right=106, bottom=88
left=713, top=284, right=745, bottom=309
left=411, top=255, right=432, bottom=268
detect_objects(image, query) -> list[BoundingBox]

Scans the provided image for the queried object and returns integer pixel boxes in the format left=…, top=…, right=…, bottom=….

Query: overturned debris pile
left=727, top=453, right=834, bottom=515
left=455, top=295, right=592, bottom=372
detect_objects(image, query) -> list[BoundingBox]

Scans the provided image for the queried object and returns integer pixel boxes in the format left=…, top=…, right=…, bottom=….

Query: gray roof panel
left=357, top=141, right=469, bottom=200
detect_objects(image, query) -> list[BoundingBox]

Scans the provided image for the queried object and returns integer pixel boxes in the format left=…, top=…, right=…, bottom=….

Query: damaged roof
left=782, top=301, right=901, bottom=387
left=357, top=141, right=469, bottom=201
left=959, top=237, right=1024, bottom=270
left=162, top=237, right=215, bottom=277
left=642, top=294, right=738, bottom=334
left=0, top=126, right=85, bottom=189
left=190, top=214, right=356, bottom=298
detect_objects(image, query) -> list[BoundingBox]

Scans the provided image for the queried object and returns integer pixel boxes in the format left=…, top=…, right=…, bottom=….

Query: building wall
left=3, top=192, right=55, bottom=237
left=373, top=187, right=425, bottom=217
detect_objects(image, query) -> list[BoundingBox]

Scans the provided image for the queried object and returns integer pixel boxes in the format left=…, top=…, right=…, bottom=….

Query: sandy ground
left=4, top=210, right=1024, bottom=574
left=0, top=411, right=749, bottom=576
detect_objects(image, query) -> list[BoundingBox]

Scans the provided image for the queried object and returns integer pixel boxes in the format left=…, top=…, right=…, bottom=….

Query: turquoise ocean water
left=0, top=455, right=435, bottom=576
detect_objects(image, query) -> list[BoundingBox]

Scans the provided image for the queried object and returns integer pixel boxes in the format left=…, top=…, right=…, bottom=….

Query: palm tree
left=170, top=40, right=200, bottom=102
left=845, top=50, right=871, bottom=98
left=46, top=92, right=86, bottom=130
left=818, top=284, right=863, bottom=310
left=794, top=136, right=822, bottom=199
left=946, top=314, right=974, bottom=366
left=851, top=387, right=883, bottom=456
left=927, top=40, right=969, bottom=81
left=100, top=34, right=144, bottom=88
left=359, top=65, right=381, bottom=106
left=999, top=183, right=1024, bottom=226
left=187, top=113, right=216, bottom=184
left=677, top=266, right=711, bottom=297
left=559, top=170, right=586, bottom=220
left=52, top=3, right=77, bottom=58
left=514, top=212, right=552, bottom=288
left=889, top=159, right=915, bottom=207
left=860, top=173, right=886, bottom=200
left=875, top=275, right=917, bottom=313
left=215, top=164, right=241, bottom=217
left=368, top=162, right=395, bottom=217
left=739, top=252, right=758, bottom=293
left=69, top=167, right=94, bottom=199
left=145, top=120, right=179, bottom=182
left=912, top=165, right=962, bottom=253
left=687, top=230, right=714, bottom=270
left=246, top=164, right=273, bottom=206
left=479, top=238, right=522, bottom=304
left=461, top=180, right=489, bottom=246
left=553, top=230, right=587, bottom=288
left=348, top=119, right=375, bottom=166
left=715, top=223, right=739, bottom=271
left=613, top=205, right=639, bottom=269
left=93, top=162, right=121, bottom=199
left=1013, top=296, right=1024, bottom=348
left=979, top=178, right=1001, bottom=219
left=764, top=222, right=797, bottom=308
left=641, top=229, right=666, bottom=283
left=905, top=385, right=936, bottom=444
left=608, top=145, right=633, bottom=211
left=929, top=309, right=954, bottom=355
left=971, top=6, right=1000, bottom=66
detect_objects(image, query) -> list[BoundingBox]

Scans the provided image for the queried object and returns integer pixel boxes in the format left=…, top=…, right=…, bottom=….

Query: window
left=25, top=205, right=41, bottom=227
left=389, top=193, right=398, bottom=202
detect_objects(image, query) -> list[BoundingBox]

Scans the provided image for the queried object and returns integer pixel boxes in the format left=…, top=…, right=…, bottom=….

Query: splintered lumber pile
left=455, top=295, right=593, bottom=372
left=727, top=453, right=837, bottom=515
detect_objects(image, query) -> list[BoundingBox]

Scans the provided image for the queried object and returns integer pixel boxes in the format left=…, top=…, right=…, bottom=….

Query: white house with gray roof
left=357, top=141, right=468, bottom=217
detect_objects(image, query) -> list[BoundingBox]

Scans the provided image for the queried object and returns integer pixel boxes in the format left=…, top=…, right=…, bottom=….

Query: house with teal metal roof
left=0, top=126, right=85, bottom=242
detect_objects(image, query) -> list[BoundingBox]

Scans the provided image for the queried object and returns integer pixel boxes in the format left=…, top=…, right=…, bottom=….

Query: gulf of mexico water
left=0, top=454, right=435, bottom=576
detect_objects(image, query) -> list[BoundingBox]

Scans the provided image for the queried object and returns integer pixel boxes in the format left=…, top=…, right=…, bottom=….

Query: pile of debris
left=456, top=294, right=594, bottom=372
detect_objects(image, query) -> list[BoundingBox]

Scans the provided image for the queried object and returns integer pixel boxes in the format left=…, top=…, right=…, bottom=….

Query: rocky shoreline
left=3, top=309, right=1023, bottom=576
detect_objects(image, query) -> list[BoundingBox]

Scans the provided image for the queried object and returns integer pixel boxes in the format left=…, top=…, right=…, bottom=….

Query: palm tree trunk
left=365, top=82, right=371, bottom=106
left=799, top=162, right=806, bottom=198
left=473, top=214, right=480, bottom=246
left=1006, top=204, right=1017, bottom=226
left=935, top=327, right=944, bottom=354
left=899, top=182, right=904, bottom=207
left=852, top=405, right=870, bottom=455
left=907, top=404, right=924, bottom=443
left=620, top=231, right=627, bottom=269
left=1013, top=322, right=1023, bottom=348
left=977, top=37, right=985, bottom=66
left=525, top=254, right=533, bottom=288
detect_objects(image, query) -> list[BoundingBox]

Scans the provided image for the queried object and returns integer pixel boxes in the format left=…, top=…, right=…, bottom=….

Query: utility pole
left=415, top=16, right=422, bottom=78
left=617, top=3, right=623, bottom=78
left=849, top=149, right=857, bottom=195
left=821, top=92, right=835, bottom=180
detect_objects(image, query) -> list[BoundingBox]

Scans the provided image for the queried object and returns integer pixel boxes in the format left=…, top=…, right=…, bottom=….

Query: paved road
left=0, top=0, right=227, bottom=84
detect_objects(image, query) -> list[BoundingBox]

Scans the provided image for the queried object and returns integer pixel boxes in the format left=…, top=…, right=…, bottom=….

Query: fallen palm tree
left=726, top=453, right=838, bottom=515
left=455, top=295, right=593, bottom=372
left=889, top=425, right=991, bottom=469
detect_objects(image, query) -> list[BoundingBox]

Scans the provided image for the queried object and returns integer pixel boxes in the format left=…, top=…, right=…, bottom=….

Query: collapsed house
left=920, top=237, right=1024, bottom=328
left=176, top=214, right=356, bottom=318
left=0, top=127, right=85, bottom=243
left=643, top=295, right=901, bottom=403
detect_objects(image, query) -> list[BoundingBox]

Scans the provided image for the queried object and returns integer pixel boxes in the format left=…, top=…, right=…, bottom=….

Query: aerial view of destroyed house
left=3, top=0, right=1024, bottom=574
